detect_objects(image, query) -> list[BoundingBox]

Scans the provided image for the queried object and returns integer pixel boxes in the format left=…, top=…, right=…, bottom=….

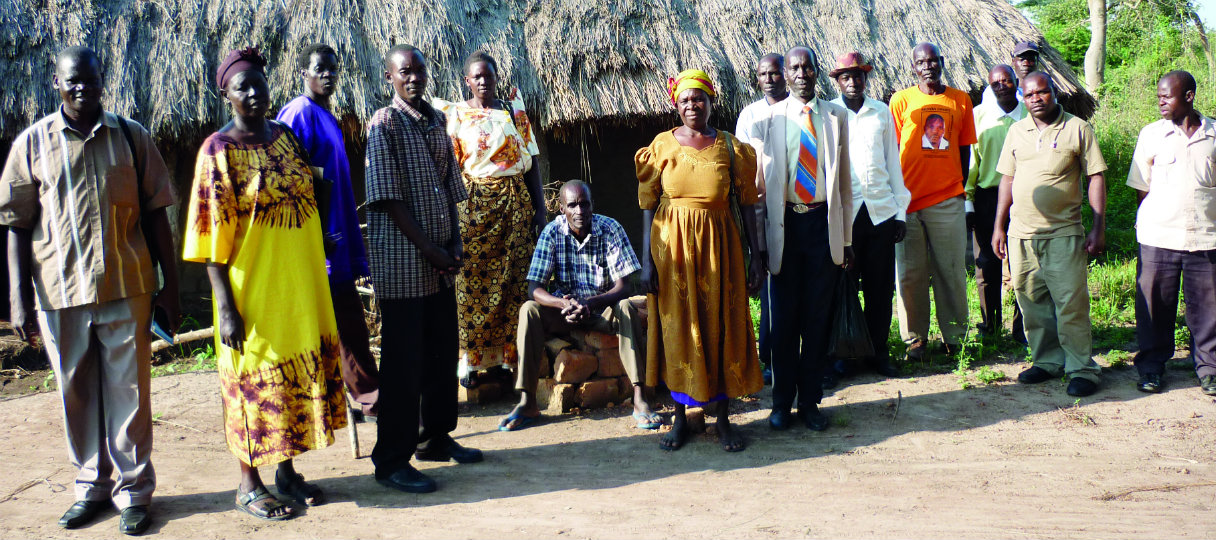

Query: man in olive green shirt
left=991, top=72, right=1107, bottom=397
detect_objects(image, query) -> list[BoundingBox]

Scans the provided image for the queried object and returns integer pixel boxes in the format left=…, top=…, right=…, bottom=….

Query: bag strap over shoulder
left=115, top=116, right=144, bottom=205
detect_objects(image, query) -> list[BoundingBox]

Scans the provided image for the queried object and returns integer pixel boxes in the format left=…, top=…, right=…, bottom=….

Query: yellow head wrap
left=667, top=69, right=717, bottom=105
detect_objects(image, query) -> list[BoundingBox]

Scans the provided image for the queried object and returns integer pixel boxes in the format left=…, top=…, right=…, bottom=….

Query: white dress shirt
left=735, top=97, right=778, bottom=146
left=829, top=96, right=911, bottom=223
left=1127, top=115, right=1216, bottom=251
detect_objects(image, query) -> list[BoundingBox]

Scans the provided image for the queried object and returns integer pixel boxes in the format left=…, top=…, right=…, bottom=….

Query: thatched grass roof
left=1, top=0, right=1093, bottom=143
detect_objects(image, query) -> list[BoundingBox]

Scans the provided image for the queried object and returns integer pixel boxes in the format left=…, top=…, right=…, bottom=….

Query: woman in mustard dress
left=433, top=50, right=547, bottom=386
left=636, top=70, right=766, bottom=452
left=182, top=48, right=345, bottom=521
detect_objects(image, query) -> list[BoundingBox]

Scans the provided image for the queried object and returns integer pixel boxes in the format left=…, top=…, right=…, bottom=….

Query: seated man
left=499, top=180, right=658, bottom=431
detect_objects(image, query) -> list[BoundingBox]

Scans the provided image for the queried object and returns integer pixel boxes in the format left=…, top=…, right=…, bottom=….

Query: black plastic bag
left=827, top=271, right=875, bottom=360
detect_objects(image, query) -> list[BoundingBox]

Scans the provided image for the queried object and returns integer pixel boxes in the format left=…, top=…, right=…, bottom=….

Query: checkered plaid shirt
left=365, top=95, right=468, bottom=299
left=525, top=214, right=641, bottom=299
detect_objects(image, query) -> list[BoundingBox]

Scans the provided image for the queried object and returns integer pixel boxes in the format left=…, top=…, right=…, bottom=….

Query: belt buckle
left=792, top=203, right=810, bottom=214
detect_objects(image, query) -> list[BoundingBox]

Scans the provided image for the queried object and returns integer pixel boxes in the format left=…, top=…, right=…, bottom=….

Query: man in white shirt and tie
left=749, top=46, right=853, bottom=431
left=827, top=52, right=910, bottom=384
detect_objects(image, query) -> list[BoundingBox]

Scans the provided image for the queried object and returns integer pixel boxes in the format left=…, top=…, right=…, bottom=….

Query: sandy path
left=2, top=362, right=1214, bottom=539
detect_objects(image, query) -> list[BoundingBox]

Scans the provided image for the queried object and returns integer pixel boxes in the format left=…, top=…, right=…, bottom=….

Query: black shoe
left=1136, top=373, right=1163, bottom=393
left=1067, top=378, right=1099, bottom=397
left=118, top=505, right=151, bottom=536
left=762, top=366, right=772, bottom=385
left=59, top=500, right=110, bottom=529
left=1200, top=375, right=1216, bottom=396
left=797, top=406, right=830, bottom=431
left=415, top=434, right=483, bottom=464
left=905, top=340, right=926, bottom=361
left=376, top=465, right=437, bottom=494
left=872, top=358, right=899, bottom=378
left=768, top=409, right=793, bottom=431
left=1017, top=366, right=1054, bottom=384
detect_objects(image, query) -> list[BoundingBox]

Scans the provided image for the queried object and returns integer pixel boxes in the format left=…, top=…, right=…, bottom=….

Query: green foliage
left=1103, top=349, right=1132, bottom=368
left=975, top=365, right=1008, bottom=384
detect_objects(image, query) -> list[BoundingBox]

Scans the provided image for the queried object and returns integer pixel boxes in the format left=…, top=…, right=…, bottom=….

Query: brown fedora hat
left=829, top=51, right=874, bottom=78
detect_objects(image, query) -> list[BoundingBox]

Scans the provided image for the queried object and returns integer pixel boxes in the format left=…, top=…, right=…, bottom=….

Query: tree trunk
left=1186, top=8, right=1216, bottom=83
left=1085, top=0, right=1107, bottom=92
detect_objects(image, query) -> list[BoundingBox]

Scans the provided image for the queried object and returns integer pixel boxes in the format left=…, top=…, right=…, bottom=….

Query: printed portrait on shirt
left=920, top=113, right=950, bottom=150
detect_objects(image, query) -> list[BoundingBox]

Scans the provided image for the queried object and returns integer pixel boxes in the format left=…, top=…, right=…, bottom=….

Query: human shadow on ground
left=149, top=362, right=1177, bottom=518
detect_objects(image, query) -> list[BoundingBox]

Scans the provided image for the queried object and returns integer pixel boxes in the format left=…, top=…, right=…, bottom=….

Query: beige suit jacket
left=750, top=96, right=853, bottom=274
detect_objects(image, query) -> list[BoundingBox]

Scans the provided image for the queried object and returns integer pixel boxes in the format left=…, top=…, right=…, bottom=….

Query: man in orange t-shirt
left=889, top=42, right=977, bottom=361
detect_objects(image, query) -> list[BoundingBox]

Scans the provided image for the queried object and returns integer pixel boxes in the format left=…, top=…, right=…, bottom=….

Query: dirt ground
left=2, top=355, right=1215, bottom=540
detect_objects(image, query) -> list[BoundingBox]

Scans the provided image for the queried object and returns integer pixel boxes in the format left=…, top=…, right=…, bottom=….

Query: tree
left=1085, top=0, right=1108, bottom=90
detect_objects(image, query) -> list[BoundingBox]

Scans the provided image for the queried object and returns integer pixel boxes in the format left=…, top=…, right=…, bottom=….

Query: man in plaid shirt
left=365, top=44, right=482, bottom=495
left=499, top=181, right=660, bottom=431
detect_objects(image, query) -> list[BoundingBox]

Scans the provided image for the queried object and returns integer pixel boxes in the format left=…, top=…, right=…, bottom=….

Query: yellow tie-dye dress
left=182, top=125, right=345, bottom=467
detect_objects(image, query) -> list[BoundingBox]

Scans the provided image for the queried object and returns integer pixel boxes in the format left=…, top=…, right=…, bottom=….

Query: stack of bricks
left=459, top=301, right=649, bottom=412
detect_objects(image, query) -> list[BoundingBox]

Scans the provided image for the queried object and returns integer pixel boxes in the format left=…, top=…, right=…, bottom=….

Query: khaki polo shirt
left=996, top=110, right=1107, bottom=239
left=0, top=108, right=174, bottom=310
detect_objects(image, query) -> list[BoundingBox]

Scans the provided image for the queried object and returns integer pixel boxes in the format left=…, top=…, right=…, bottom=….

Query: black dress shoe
left=1136, top=373, right=1163, bottom=393
left=797, top=406, right=830, bottom=431
left=1017, top=366, right=1054, bottom=384
left=376, top=465, right=437, bottom=494
left=1067, top=377, right=1099, bottom=397
left=821, top=372, right=839, bottom=390
left=118, top=505, right=151, bottom=536
left=415, top=434, right=483, bottom=464
left=59, top=500, right=110, bottom=529
left=768, top=409, right=793, bottom=431
left=872, top=358, right=899, bottom=378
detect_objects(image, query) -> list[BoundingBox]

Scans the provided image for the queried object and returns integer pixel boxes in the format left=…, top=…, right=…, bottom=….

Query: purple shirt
left=277, top=95, right=370, bottom=283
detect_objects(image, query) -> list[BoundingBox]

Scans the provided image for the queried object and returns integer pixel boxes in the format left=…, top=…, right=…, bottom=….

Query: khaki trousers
left=896, top=196, right=970, bottom=345
left=1009, top=236, right=1100, bottom=382
left=37, top=293, right=155, bottom=509
left=515, top=296, right=646, bottom=394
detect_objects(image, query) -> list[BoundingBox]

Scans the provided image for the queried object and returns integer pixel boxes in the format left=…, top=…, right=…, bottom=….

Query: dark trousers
left=972, top=187, right=1023, bottom=339
left=849, top=204, right=897, bottom=363
left=758, top=279, right=771, bottom=368
left=1134, top=245, right=1216, bottom=378
left=769, top=205, right=839, bottom=411
left=330, top=279, right=380, bottom=414
left=372, top=287, right=459, bottom=476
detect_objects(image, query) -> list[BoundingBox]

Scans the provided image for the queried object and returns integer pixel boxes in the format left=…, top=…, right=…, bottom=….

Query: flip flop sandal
left=498, top=412, right=538, bottom=432
left=275, top=470, right=325, bottom=506
left=632, top=411, right=663, bottom=430
left=235, top=486, right=294, bottom=521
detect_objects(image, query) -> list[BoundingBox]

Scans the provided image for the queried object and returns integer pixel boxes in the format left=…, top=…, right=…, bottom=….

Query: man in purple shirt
left=276, top=44, right=378, bottom=418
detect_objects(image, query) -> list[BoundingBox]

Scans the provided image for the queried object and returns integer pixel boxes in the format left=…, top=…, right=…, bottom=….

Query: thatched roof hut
left=0, top=0, right=1093, bottom=291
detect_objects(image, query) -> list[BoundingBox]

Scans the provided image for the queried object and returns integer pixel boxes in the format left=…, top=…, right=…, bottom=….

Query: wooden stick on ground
left=150, top=327, right=215, bottom=354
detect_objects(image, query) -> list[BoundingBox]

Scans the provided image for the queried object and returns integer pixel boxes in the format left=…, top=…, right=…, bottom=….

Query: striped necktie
left=794, top=104, right=818, bottom=203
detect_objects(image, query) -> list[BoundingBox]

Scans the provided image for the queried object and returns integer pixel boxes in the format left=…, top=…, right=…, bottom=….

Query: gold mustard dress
left=182, top=126, right=346, bottom=467
left=433, top=87, right=539, bottom=371
left=635, top=129, right=763, bottom=406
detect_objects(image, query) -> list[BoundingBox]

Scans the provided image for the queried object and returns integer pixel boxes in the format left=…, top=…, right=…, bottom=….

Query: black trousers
left=758, top=279, right=771, bottom=368
left=972, top=187, right=1023, bottom=339
left=1134, top=245, right=1216, bottom=378
left=769, top=205, right=839, bottom=411
left=848, top=204, right=897, bottom=363
left=372, top=286, right=459, bottom=477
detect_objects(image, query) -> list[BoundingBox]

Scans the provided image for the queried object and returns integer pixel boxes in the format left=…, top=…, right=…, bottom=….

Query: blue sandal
left=632, top=411, right=662, bottom=430
left=498, top=412, right=538, bottom=432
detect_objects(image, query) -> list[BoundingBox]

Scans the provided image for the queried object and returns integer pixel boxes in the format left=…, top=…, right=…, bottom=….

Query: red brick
left=553, top=349, right=598, bottom=384
left=542, top=382, right=577, bottom=414
left=544, top=338, right=572, bottom=359
left=596, top=347, right=626, bottom=378
left=577, top=378, right=621, bottom=409
left=615, top=376, right=634, bottom=401
left=584, top=331, right=619, bottom=349
left=458, top=380, right=503, bottom=404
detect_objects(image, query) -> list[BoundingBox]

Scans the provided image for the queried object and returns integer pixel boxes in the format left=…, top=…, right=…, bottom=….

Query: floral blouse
left=433, top=86, right=539, bottom=178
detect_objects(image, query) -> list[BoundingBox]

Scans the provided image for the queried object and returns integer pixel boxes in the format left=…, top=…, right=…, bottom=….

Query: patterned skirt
left=455, top=172, right=536, bottom=370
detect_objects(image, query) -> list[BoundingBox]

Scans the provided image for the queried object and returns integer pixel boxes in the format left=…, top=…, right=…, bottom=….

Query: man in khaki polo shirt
left=991, top=72, right=1107, bottom=397
left=1127, top=70, right=1216, bottom=396
left=0, top=46, right=179, bottom=534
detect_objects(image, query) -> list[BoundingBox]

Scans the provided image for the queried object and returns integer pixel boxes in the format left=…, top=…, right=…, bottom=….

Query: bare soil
left=1, top=354, right=1214, bottom=539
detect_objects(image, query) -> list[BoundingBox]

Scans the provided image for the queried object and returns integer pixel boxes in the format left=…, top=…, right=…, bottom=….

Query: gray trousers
left=515, top=296, right=646, bottom=394
left=38, top=293, right=155, bottom=509
left=896, top=196, right=970, bottom=345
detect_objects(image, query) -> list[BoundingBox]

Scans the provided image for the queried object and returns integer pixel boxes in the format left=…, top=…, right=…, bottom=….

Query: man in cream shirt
left=749, top=46, right=853, bottom=431
left=828, top=52, right=910, bottom=383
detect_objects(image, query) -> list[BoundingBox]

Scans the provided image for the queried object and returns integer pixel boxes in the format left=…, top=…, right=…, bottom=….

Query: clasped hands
left=559, top=295, right=592, bottom=324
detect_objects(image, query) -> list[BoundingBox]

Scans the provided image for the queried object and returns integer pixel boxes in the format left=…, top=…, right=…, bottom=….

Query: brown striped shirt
left=0, top=108, right=174, bottom=310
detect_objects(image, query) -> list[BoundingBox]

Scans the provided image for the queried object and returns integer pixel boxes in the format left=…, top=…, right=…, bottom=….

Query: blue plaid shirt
left=525, top=214, right=641, bottom=299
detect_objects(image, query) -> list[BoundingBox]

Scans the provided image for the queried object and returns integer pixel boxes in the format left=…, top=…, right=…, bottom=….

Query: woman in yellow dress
left=182, top=48, right=345, bottom=521
left=636, top=69, right=765, bottom=452
left=433, top=50, right=547, bottom=386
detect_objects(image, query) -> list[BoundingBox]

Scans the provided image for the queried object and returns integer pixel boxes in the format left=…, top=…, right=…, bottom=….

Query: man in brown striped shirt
left=0, top=46, right=179, bottom=535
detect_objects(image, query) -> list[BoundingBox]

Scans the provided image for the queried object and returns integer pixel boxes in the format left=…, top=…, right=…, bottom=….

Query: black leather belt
left=786, top=201, right=826, bottom=213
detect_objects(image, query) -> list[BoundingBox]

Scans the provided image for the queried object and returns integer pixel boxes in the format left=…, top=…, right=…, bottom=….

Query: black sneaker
left=1136, top=373, right=1163, bottom=393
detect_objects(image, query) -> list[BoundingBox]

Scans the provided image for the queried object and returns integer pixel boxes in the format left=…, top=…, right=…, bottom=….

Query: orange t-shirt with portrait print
left=889, top=86, right=977, bottom=213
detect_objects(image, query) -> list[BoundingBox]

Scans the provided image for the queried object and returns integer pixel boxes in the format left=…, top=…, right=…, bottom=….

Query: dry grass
left=2, top=0, right=1093, bottom=143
